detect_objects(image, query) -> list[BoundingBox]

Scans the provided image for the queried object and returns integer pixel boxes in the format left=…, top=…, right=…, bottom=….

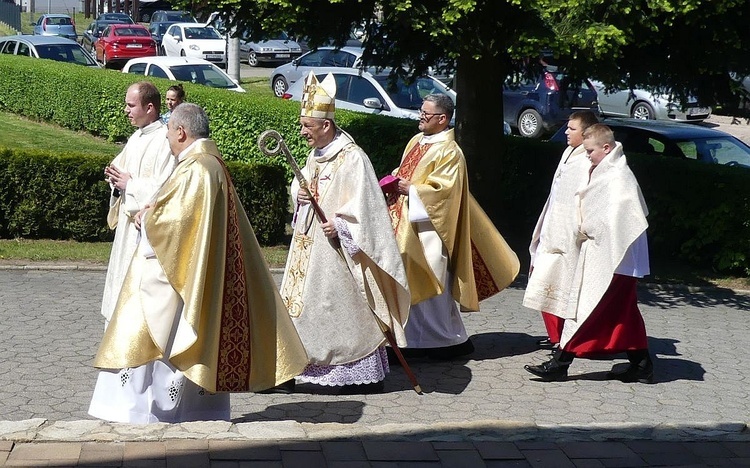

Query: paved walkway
left=0, top=265, right=748, bottom=466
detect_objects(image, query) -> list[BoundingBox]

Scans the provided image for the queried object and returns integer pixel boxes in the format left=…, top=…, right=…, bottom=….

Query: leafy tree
left=190, top=0, right=750, bottom=196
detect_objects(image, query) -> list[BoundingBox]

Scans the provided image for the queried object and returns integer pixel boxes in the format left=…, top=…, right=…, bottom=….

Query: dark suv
left=503, top=68, right=599, bottom=138
left=149, top=10, right=196, bottom=23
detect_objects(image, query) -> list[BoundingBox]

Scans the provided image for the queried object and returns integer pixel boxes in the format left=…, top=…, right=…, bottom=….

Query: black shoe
left=338, top=381, right=385, bottom=395
left=536, top=337, right=556, bottom=349
left=258, top=379, right=295, bottom=394
left=607, top=357, right=654, bottom=384
left=524, top=356, right=571, bottom=381
left=427, top=339, right=475, bottom=360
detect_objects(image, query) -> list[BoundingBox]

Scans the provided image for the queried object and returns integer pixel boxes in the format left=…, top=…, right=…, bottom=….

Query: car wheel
left=631, top=102, right=656, bottom=120
left=141, top=13, right=150, bottom=22
left=272, top=76, right=288, bottom=97
left=517, top=109, right=544, bottom=138
left=247, top=51, right=258, bottom=67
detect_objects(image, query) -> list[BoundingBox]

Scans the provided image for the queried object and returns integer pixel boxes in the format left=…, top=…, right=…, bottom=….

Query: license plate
left=689, top=107, right=709, bottom=115
left=126, top=44, right=142, bottom=48
left=275, top=53, right=290, bottom=58
left=205, top=54, right=223, bottom=59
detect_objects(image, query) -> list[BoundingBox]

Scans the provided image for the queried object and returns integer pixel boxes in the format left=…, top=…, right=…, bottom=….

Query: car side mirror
left=363, top=98, right=384, bottom=110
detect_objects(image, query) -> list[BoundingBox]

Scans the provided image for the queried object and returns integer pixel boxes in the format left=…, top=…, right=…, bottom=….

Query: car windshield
left=46, top=17, right=72, bottom=26
left=169, top=64, right=235, bottom=89
left=165, top=12, right=194, bottom=21
left=35, top=44, right=97, bottom=66
left=373, top=75, right=451, bottom=110
left=115, top=28, right=149, bottom=37
left=676, top=137, right=750, bottom=167
left=184, top=27, right=222, bottom=40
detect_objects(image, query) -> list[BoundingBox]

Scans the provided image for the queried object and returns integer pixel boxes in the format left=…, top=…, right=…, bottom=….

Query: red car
left=95, top=23, right=157, bottom=68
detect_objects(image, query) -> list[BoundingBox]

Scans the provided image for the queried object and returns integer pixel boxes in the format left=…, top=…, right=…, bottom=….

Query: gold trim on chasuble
left=387, top=143, right=432, bottom=232
left=281, top=152, right=347, bottom=318
left=215, top=163, right=252, bottom=392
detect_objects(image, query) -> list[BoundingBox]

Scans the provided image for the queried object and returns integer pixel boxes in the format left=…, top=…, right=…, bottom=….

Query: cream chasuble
left=101, top=120, right=174, bottom=322
left=94, top=139, right=308, bottom=393
left=560, top=143, right=649, bottom=347
left=388, top=129, right=519, bottom=311
left=280, top=131, right=410, bottom=366
left=523, top=144, right=590, bottom=318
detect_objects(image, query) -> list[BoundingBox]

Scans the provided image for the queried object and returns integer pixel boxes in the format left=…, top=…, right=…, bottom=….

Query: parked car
left=0, top=35, right=98, bottom=67
left=504, top=68, right=599, bottom=138
left=149, top=10, right=197, bottom=24
left=282, top=67, right=454, bottom=122
left=161, top=23, right=226, bottom=68
left=122, top=56, right=245, bottom=92
left=95, top=12, right=134, bottom=23
left=80, top=19, right=133, bottom=55
left=32, top=14, right=77, bottom=41
left=238, top=31, right=302, bottom=68
left=95, top=23, right=157, bottom=68
left=270, top=46, right=364, bottom=97
left=592, top=80, right=712, bottom=122
left=148, top=22, right=179, bottom=54
left=549, top=117, right=750, bottom=168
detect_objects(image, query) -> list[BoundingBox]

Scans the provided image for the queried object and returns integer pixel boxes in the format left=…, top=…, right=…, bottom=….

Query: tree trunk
left=454, top=54, right=507, bottom=213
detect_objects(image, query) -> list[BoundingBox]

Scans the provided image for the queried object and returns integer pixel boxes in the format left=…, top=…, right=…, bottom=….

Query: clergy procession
left=87, top=74, right=654, bottom=424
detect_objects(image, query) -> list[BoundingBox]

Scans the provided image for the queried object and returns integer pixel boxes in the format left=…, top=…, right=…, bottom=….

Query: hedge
left=2, top=54, right=750, bottom=274
left=0, top=54, right=411, bottom=177
left=0, top=148, right=288, bottom=245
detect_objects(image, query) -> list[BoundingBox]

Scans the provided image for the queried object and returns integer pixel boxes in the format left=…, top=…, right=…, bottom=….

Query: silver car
left=592, top=80, right=712, bottom=122
left=239, top=31, right=302, bottom=68
left=0, top=35, right=99, bottom=67
left=32, top=14, right=77, bottom=41
left=269, top=46, right=364, bottom=97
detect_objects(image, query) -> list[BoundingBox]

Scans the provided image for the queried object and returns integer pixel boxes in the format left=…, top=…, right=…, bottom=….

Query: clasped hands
left=104, top=165, right=132, bottom=192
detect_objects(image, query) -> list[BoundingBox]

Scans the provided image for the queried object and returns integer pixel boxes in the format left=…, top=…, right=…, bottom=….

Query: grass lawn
left=0, top=111, right=122, bottom=155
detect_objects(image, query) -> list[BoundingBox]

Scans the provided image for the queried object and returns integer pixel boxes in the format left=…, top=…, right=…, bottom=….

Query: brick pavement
left=0, top=266, right=749, bottom=466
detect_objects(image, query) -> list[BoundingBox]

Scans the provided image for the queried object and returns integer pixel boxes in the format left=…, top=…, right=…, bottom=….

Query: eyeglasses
left=419, top=110, right=444, bottom=119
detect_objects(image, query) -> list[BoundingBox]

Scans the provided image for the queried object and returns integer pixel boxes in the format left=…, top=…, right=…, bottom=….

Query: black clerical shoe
left=338, top=381, right=385, bottom=395
left=258, top=379, right=295, bottom=394
left=536, top=337, right=556, bottom=349
left=606, top=357, right=654, bottom=384
left=524, top=354, right=571, bottom=381
left=427, top=339, right=475, bottom=360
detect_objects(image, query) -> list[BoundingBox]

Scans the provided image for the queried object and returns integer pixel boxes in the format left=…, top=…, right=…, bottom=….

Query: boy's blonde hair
left=583, top=123, right=615, bottom=147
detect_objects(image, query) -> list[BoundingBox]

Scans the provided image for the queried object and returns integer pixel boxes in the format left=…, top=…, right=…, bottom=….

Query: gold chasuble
left=388, top=129, right=519, bottom=311
left=94, top=140, right=308, bottom=393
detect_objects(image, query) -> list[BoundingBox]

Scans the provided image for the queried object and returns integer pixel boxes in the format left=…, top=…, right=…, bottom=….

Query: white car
left=122, top=56, right=245, bottom=92
left=161, top=23, right=226, bottom=68
left=283, top=67, right=455, bottom=121
left=592, top=80, right=712, bottom=122
left=270, top=46, right=365, bottom=97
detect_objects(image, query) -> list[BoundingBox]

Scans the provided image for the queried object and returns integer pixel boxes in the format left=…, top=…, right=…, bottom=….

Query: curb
left=1, top=419, right=748, bottom=443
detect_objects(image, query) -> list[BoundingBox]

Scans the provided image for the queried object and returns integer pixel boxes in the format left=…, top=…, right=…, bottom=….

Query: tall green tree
left=193, top=0, right=750, bottom=191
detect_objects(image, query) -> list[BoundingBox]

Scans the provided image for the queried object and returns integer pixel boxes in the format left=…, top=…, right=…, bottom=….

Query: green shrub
left=0, top=148, right=288, bottom=244
left=0, top=54, right=412, bottom=177
left=1, top=54, right=749, bottom=274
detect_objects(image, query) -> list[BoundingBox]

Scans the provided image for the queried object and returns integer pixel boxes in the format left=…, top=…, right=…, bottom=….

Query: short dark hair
left=423, top=94, right=455, bottom=120
left=130, top=81, right=161, bottom=110
left=569, top=110, right=599, bottom=130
